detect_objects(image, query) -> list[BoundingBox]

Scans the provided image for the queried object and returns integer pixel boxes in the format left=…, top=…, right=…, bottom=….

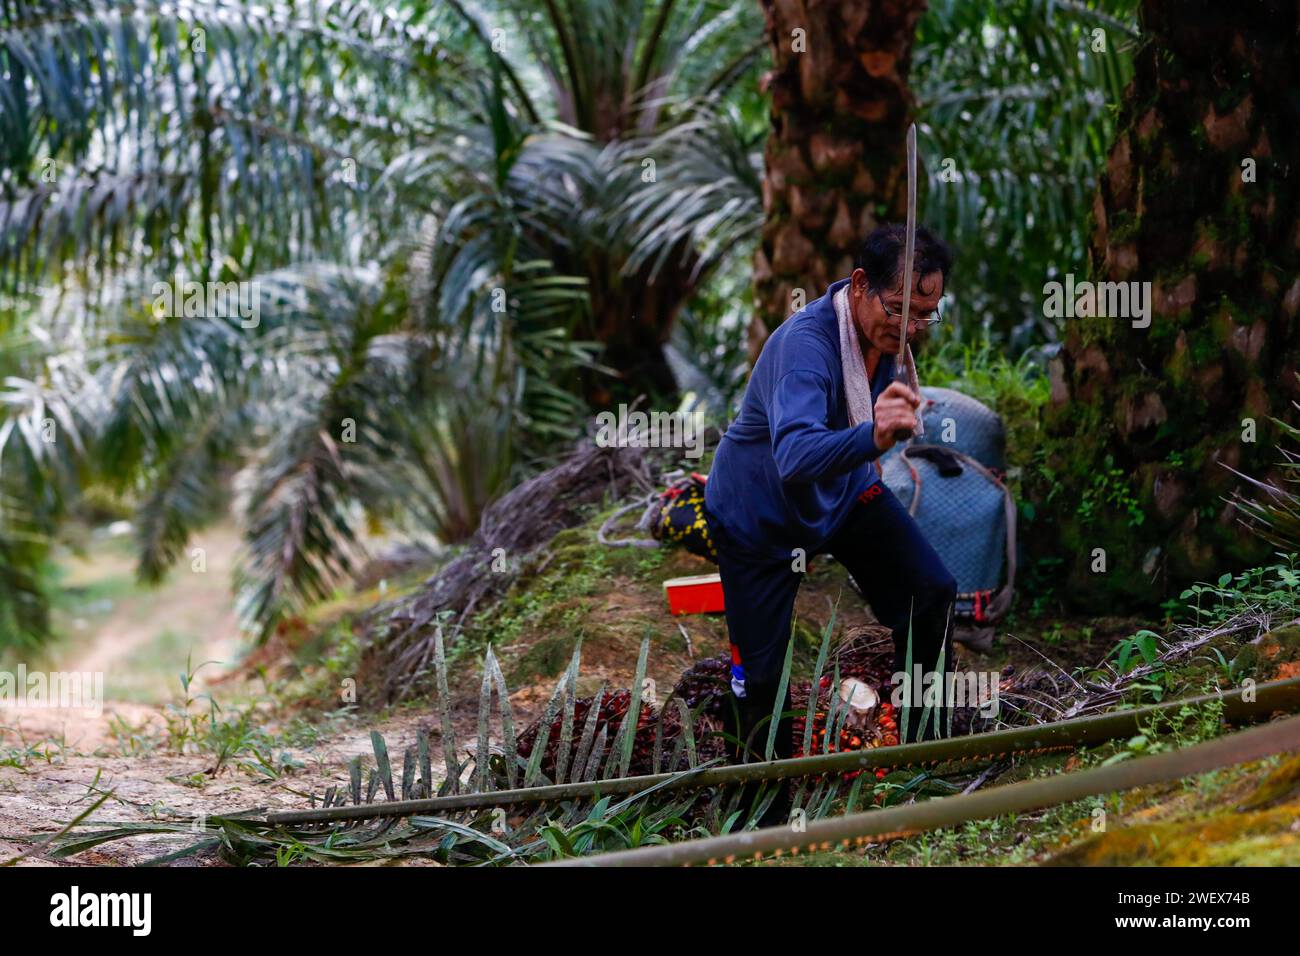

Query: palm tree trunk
left=572, top=243, right=698, bottom=408
left=753, top=0, right=929, bottom=356
left=1041, top=0, right=1300, bottom=604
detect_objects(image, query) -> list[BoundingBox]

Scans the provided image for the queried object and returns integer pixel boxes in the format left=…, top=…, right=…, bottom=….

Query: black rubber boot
left=723, top=682, right=794, bottom=828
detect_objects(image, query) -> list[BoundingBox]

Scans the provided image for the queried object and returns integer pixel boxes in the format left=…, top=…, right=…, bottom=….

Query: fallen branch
left=361, top=441, right=657, bottom=700
left=545, top=711, right=1300, bottom=866
left=264, top=675, right=1300, bottom=826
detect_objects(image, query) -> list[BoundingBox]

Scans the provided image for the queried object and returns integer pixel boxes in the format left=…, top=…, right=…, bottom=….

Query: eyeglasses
left=876, top=290, right=943, bottom=328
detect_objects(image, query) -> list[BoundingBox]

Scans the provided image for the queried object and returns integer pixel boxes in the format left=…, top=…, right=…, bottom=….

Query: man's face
left=849, top=266, right=944, bottom=354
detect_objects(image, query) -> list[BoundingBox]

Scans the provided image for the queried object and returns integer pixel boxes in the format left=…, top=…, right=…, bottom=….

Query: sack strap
left=898, top=444, right=1017, bottom=622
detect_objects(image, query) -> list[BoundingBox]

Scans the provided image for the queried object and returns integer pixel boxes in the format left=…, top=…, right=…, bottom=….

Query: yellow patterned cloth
left=652, top=474, right=718, bottom=562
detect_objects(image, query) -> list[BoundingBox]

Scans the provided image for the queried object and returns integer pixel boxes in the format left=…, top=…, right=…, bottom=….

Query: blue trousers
left=709, top=478, right=957, bottom=743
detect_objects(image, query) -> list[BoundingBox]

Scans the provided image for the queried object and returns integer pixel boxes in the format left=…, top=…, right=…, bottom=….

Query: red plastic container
left=663, top=573, right=726, bottom=615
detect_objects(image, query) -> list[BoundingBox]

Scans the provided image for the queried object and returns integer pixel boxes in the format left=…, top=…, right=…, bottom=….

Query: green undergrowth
left=264, top=566, right=430, bottom=714
left=103, top=655, right=358, bottom=782
left=761, top=685, right=1298, bottom=867
left=1047, top=754, right=1300, bottom=865
left=916, top=338, right=1051, bottom=497
left=767, top=753, right=1300, bottom=867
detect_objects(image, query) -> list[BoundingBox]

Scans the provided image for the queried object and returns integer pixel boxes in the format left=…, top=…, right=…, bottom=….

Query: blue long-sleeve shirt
left=704, top=278, right=895, bottom=559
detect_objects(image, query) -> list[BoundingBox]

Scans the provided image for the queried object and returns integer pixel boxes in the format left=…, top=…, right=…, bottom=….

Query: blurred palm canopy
left=0, top=0, right=1137, bottom=645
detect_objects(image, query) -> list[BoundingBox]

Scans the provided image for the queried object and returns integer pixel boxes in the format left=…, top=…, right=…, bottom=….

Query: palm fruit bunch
left=791, top=696, right=899, bottom=782
left=669, top=654, right=731, bottom=718
left=830, top=628, right=896, bottom=687
left=516, top=645, right=907, bottom=784
left=516, top=688, right=668, bottom=780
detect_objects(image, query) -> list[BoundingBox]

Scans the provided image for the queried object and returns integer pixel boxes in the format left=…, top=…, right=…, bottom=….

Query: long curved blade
left=895, top=122, right=918, bottom=382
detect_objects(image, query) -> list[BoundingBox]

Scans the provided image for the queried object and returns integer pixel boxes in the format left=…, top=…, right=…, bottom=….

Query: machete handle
left=890, top=367, right=917, bottom=442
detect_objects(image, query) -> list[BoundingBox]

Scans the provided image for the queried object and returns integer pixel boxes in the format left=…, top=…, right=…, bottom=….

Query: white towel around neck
left=833, top=284, right=924, bottom=438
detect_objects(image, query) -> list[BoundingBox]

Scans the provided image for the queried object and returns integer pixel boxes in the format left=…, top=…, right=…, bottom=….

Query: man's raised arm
left=768, top=369, right=881, bottom=484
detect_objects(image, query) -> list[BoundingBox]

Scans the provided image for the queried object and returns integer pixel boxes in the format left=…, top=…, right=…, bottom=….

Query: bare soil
left=0, top=528, right=440, bottom=866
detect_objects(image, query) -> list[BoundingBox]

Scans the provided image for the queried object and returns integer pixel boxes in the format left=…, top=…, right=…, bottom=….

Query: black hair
left=854, top=223, right=953, bottom=296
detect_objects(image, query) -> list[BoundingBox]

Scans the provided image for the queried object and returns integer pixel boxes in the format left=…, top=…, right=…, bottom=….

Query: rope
left=899, top=443, right=1017, bottom=621
left=596, top=493, right=661, bottom=549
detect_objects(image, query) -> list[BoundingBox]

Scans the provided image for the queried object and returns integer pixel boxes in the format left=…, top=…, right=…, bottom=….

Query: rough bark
left=753, top=0, right=928, bottom=357
left=1040, top=0, right=1300, bottom=605
left=583, top=245, right=697, bottom=408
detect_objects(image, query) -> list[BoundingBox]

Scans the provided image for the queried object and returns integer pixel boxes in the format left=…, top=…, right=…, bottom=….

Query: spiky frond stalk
left=551, top=711, right=1300, bottom=866
left=265, top=674, right=1300, bottom=825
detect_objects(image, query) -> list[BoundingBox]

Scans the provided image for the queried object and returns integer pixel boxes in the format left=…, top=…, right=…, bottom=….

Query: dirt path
left=0, top=525, right=430, bottom=866
left=1, top=525, right=244, bottom=749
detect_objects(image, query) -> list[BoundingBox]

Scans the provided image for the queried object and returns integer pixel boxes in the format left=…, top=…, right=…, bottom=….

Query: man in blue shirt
left=704, top=225, right=957, bottom=806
